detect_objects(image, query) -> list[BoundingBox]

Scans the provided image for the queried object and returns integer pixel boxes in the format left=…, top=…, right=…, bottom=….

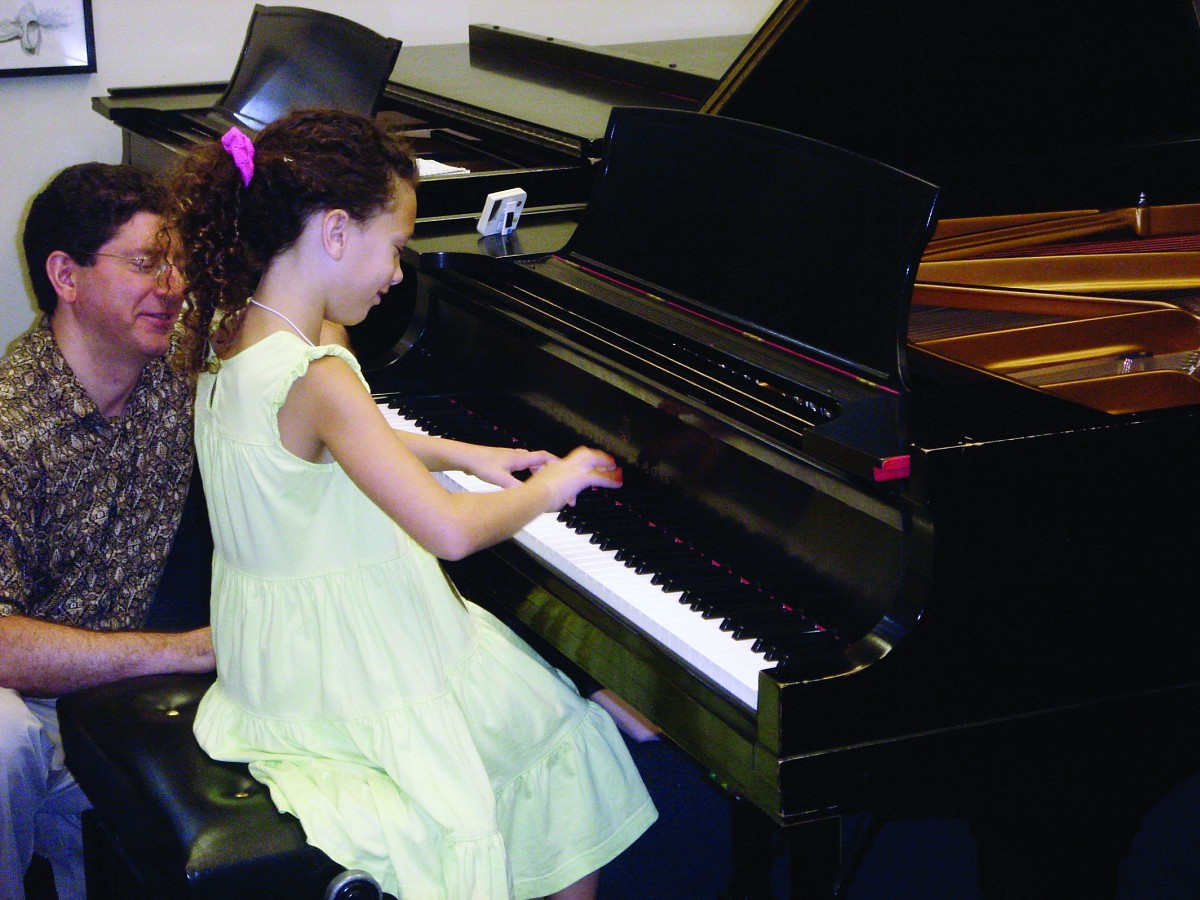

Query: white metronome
left=476, top=188, right=527, bottom=236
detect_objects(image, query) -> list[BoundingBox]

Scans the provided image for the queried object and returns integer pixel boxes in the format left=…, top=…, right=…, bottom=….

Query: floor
left=26, top=731, right=1199, bottom=899
left=599, top=737, right=1200, bottom=899
left=28, top=762, right=1200, bottom=899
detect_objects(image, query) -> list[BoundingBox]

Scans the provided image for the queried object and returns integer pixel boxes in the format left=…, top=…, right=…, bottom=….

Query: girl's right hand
left=530, top=446, right=623, bottom=510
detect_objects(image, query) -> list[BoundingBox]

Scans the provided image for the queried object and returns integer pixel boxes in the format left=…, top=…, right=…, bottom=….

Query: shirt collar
left=30, top=320, right=167, bottom=429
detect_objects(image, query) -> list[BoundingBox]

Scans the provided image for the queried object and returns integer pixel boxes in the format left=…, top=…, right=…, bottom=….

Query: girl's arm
left=281, top=356, right=621, bottom=560
left=392, top=430, right=555, bottom=488
left=322, top=327, right=538, bottom=486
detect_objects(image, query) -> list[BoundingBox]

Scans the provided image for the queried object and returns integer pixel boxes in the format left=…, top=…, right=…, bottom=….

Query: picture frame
left=0, top=0, right=95, bottom=78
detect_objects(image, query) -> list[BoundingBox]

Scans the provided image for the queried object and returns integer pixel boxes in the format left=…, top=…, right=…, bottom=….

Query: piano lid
left=559, top=107, right=940, bottom=393
left=384, top=0, right=1200, bottom=213
left=125, top=5, right=399, bottom=138
left=216, top=5, right=399, bottom=130
left=383, top=23, right=737, bottom=161
left=706, top=0, right=1200, bottom=216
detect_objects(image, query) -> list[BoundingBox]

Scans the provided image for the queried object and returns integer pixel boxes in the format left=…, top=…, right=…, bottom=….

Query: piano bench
left=58, top=673, right=388, bottom=900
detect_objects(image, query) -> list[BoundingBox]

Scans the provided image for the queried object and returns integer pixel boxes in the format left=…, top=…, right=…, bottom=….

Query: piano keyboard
left=375, top=397, right=834, bottom=710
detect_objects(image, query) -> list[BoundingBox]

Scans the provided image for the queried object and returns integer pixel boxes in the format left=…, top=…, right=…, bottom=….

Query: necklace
left=248, top=297, right=315, bottom=347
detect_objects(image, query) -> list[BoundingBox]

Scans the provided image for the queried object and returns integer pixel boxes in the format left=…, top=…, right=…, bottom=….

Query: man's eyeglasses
left=91, top=252, right=174, bottom=280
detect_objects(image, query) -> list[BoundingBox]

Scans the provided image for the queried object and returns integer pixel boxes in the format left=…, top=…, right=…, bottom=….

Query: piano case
left=373, top=102, right=1200, bottom=897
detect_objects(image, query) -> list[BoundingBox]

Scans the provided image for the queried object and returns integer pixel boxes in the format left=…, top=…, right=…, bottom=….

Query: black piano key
left=632, top=558, right=702, bottom=580
left=564, top=512, right=622, bottom=535
left=716, top=603, right=805, bottom=630
left=568, top=490, right=619, bottom=509
left=679, top=588, right=758, bottom=614
left=724, top=601, right=812, bottom=623
left=647, top=557, right=729, bottom=584
left=700, top=594, right=778, bottom=619
left=561, top=507, right=627, bottom=528
left=733, top=617, right=824, bottom=643
left=636, top=557, right=706, bottom=578
left=755, top=628, right=840, bottom=663
left=611, top=537, right=691, bottom=557
left=686, top=583, right=773, bottom=612
left=698, top=593, right=774, bottom=619
left=403, top=401, right=522, bottom=448
left=601, top=528, right=678, bottom=548
left=664, top=571, right=743, bottom=593
left=582, top=530, right=634, bottom=548
left=413, top=416, right=445, bottom=433
left=690, top=593, right=754, bottom=613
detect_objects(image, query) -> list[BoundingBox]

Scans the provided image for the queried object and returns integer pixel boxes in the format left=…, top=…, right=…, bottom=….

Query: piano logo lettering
left=618, top=413, right=633, bottom=445
left=633, top=456, right=661, bottom=482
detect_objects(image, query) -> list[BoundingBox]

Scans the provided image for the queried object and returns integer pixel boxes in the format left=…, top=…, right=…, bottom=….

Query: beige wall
left=0, top=1, right=771, bottom=352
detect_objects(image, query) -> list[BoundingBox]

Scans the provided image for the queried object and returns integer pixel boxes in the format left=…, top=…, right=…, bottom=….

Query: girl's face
left=332, top=179, right=416, bottom=326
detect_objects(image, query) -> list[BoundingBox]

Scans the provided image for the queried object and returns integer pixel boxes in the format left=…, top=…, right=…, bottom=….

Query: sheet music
left=416, top=158, right=470, bottom=177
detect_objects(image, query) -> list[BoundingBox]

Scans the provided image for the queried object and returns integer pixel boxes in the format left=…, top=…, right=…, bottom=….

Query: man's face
left=71, top=210, right=183, bottom=366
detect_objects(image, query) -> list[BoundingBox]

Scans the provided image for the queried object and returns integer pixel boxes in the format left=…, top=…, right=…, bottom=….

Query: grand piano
left=94, top=1, right=1200, bottom=896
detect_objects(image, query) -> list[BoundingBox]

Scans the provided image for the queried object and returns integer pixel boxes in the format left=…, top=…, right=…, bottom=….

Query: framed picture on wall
left=0, top=0, right=96, bottom=77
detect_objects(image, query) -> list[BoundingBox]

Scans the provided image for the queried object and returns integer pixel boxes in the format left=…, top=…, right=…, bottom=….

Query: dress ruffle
left=195, top=598, right=657, bottom=898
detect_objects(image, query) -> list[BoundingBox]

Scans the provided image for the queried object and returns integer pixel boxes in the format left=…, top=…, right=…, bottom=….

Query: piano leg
left=721, top=797, right=841, bottom=900
left=721, top=795, right=779, bottom=900
left=785, top=817, right=841, bottom=899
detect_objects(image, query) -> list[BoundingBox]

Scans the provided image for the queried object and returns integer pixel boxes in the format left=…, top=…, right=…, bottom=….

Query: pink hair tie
left=220, top=126, right=255, bottom=187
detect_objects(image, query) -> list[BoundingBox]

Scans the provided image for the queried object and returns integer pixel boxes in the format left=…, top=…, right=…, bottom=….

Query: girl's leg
left=546, top=869, right=599, bottom=900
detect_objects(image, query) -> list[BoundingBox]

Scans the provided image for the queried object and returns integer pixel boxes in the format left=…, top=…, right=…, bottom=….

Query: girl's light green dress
left=192, top=333, right=657, bottom=899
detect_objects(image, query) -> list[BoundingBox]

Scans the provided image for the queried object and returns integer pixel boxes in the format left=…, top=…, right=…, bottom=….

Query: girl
left=168, top=109, right=657, bottom=900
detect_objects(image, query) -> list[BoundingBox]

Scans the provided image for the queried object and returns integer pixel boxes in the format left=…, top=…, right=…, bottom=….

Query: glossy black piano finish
left=379, top=99, right=1200, bottom=811
left=93, top=2, right=1200, bottom=896
left=91, top=16, right=736, bottom=224
left=369, top=4, right=1200, bottom=890
left=389, top=211, right=1200, bottom=900
left=95, top=0, right=1200, bottom=217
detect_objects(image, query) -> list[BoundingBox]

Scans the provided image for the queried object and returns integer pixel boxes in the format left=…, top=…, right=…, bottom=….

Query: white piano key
left=377, top=400, right=771, bottom=708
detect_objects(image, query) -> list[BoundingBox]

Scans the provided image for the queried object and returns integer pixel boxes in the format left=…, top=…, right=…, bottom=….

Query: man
left=0, top=163, right=214, bottom=900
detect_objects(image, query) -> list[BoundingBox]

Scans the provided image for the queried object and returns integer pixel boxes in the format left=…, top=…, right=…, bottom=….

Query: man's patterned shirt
left=0, top=322, right=194, bottom=630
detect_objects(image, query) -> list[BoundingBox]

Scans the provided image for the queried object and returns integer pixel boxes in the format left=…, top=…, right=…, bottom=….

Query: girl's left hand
left=466, top=446, right=558, bottom=489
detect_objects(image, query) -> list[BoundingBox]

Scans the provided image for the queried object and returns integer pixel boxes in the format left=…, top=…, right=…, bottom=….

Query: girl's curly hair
left=168, top=107, right=417, bottom=371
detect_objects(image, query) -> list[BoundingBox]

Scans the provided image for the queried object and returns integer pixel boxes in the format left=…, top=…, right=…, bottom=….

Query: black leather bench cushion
left=58, top=673, right=342, bottom=900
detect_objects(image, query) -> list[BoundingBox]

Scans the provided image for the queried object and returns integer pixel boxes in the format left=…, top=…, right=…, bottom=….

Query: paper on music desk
left=416, top=158, right=470, bottom=177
